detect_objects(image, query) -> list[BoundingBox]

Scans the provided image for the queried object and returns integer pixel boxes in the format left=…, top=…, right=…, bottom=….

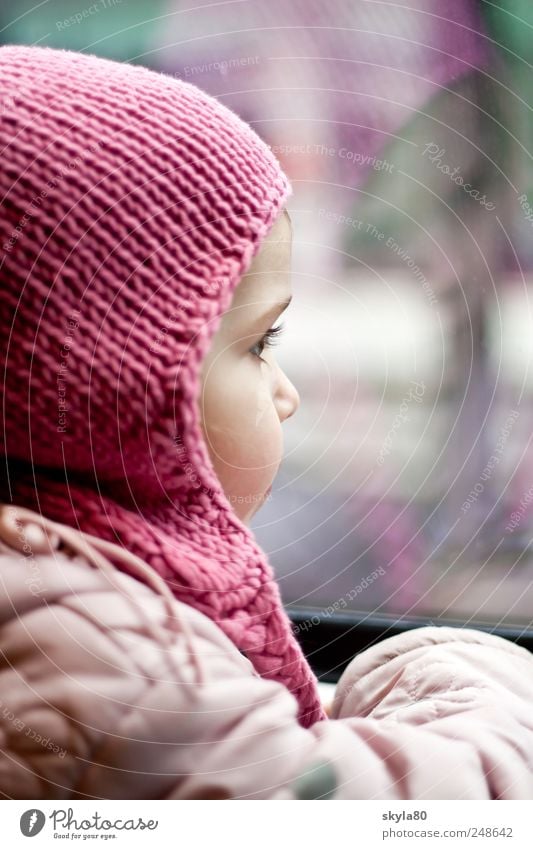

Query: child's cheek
left=253, top=379, right=272, bottom=429
left=251, top=386, right=284, bottom=471
left=201, top=355, right=283, bottom=489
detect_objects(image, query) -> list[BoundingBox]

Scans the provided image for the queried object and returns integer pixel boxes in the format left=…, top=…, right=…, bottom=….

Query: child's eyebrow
left=234, top=296, right=293, bottom=334
left=255, top=295, right=292, bottom=322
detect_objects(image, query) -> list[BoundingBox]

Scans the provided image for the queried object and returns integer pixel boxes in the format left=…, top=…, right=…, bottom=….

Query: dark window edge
left=288, top=608, right=533, bottom=683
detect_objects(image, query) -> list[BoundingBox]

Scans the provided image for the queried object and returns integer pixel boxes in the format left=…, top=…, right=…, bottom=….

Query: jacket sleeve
left=2, top=553, right=533, bottom=800
left=157, top=623, right=533, bottom=800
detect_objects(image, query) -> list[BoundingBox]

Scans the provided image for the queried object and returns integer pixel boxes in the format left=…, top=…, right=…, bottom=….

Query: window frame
left=288, top=608, right=533, bottom=683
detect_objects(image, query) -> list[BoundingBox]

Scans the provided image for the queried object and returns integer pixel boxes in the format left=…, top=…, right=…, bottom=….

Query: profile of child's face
left=199, top=209, right=299, bottom=525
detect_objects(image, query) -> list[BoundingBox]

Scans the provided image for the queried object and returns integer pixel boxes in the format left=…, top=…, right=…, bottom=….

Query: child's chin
left=241, top=487, right=272, bottom=524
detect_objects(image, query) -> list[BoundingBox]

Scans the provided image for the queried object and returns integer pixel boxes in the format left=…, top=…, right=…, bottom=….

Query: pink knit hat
left=0, top=45, right=325, bottom=727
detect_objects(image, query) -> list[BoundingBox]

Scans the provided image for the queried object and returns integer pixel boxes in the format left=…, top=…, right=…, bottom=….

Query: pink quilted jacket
left=1, top=504, right=533, bottom=800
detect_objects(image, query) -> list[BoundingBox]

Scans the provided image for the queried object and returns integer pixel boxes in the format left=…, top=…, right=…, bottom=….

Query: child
left=0, top=44, right=532, bottom=800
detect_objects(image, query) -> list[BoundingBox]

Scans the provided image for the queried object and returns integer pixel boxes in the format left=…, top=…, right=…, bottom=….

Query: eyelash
left=250, top=322, right=285, bottom=360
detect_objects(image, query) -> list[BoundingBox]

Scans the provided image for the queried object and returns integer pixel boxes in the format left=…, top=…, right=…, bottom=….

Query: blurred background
left=4, top=0, right=533, bottom=639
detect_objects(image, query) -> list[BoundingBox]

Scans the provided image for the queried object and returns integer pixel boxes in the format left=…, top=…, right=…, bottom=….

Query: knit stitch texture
left=0, top=44, right=325, bottom=727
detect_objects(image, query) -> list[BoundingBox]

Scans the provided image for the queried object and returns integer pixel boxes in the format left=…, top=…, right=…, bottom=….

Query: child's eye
left=250, top=322, right=285, bottom=360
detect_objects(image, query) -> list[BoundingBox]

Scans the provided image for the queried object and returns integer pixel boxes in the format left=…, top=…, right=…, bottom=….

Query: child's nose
left=276, top=366, right=300, bottom=421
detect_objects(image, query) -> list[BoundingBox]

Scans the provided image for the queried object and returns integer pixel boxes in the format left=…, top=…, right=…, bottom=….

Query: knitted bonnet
left=0, top=45, right=325, bottom=727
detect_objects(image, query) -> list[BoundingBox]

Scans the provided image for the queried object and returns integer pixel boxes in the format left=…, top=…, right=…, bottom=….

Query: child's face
left=199, top=209, right=299, bottom=525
